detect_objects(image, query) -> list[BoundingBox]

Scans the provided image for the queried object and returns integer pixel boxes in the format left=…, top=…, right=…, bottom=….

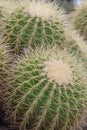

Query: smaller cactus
left=5, top=46, right=87, bottom=130
left=4, top=0, right=66, bottom=53
left=73, top=1, right=87, bottom=40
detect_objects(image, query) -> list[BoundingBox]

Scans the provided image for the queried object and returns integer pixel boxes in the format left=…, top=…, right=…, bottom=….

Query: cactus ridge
left=6, top=47, right=87, bottom=130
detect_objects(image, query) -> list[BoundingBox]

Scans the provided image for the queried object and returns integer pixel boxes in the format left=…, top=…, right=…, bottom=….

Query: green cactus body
left=73, top=2, right=87, bottom=40
left=0, top=45, right=9, bottom=89
left=7, top=47, right=87, bottom=130
left=5, top=0, right=66, bottom=53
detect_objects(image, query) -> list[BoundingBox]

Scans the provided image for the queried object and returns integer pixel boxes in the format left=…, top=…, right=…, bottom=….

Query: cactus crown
left=6, top=46, right=87, bottom=130
left=26, top=0, right=58, bottom=21
left=43, top=59, right=73, bottom=85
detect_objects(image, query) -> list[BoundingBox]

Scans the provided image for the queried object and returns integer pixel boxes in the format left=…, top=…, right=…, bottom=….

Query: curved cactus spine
left=5, top=46, right=87, bottom=130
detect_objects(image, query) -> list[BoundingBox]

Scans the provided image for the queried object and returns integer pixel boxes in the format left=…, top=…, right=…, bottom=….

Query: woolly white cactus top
left=27, top=0, right=58, bottom=20
left=43, top=59, right=73, bottom=86
left=0, top=0, right=66, bottom=21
